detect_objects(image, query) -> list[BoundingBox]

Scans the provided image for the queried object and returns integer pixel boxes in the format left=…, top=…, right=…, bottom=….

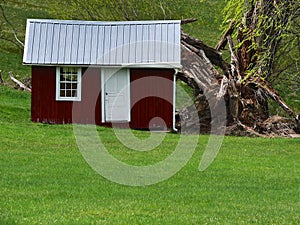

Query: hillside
left=0, top=0, right=52, bottom=80
left=0, top=0, right=226, bottom=79
left=0, top=0, right=298, bottom=114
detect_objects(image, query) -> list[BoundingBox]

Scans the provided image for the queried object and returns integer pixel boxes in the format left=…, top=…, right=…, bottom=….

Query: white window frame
left=56, top=67, right=82, bottom=101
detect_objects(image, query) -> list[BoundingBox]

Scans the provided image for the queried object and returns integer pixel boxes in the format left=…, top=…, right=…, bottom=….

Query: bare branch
left=159, top=0, right=166, bottom=19
left=181, top=18, right=198, bottom=25
left=0, top=4, right=24, bottom=48
left=117, top=0, right=131, bottom=21
left=246, top=78, right=295, bottom=117
left=0, top=70, right=4, bottom=84
left=0, top=35, right=23, bottom=50
left=227, top=35, right=242, bottom=81
left=9, top=71, right=31, bottom=92
left=215, top=20, right=235, bottom=51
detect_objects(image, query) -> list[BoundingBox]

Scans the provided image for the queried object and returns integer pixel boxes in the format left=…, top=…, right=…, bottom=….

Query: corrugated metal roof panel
left=23, top=19, right=181, bottom=68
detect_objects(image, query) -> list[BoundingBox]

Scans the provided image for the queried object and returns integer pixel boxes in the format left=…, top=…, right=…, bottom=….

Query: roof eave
left=23, top=62, right=182, bottom=69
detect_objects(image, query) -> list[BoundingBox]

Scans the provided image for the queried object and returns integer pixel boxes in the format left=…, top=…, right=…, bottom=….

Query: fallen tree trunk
left=249, top=79, right=296, bottom=117
left=181, top=18, right=198, bottom=25
left=181, top=32, right=229, bottom=74
left=9, top=71, right=31, bottom=92
left=176, top=29, right=298, bottom=137
left=177, top=44, right=227, bottom=134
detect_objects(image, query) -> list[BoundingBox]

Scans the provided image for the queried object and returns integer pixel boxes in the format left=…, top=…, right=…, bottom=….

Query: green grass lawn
left=0, top=85, right=299, bottom=224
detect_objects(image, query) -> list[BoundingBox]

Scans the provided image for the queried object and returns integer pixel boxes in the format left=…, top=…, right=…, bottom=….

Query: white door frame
left=101, top=68, right=130, bottom=122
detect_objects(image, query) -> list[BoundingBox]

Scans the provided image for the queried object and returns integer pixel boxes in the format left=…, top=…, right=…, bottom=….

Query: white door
left=103, top=68, right=130, bottom=122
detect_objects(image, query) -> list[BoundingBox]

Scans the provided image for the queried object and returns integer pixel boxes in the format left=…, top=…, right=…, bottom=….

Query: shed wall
left=31, top=66, right=101, bottom=124
left=31, top=66, right=174, bottom=129
left=130, top=69, right=174, bottom=129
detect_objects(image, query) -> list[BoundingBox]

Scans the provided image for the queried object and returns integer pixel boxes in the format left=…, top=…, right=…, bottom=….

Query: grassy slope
left=0, top=0, right=223, bottom=108
left=0, top=0, right=225, bottom=79
left=0, top=0, right=51, bottom=80
left=1, top=1, right=298, bottom=113
left=1, top=85, right=300, bottom=224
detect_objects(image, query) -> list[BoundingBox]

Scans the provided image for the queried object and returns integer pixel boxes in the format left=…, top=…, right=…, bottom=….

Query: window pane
left=64, top=75, right=72, bottom=81
left=60, top=90, right=65, bottom=97
left=65, top=83, right=71, bottom=89
left=66, top=90, right=72, bottom=97
left=72, top=83, right=77, bottom=89
left=71, top=67, right=77, bottom=73
left=72, top=90, right=77, bottom=97
left=71, top=75, right=77, bottom=81
left=60, top=83, right=65, bottom=89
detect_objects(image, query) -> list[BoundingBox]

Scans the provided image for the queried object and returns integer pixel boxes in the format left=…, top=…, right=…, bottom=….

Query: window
left=56, top=67, right=81, bottom=101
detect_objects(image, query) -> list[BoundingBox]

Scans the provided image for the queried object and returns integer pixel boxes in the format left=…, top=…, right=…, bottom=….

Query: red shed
left=23, top=19, right=181, bottom=130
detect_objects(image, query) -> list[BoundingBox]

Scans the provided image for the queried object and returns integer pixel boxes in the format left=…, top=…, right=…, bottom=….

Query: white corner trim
left=127, top=69, right=131, bottom=122
left=101, top=69, right=105, bottom=123
left=23, top=19, right=31, bottom=63
left=173, top=69, right=178, bottom=132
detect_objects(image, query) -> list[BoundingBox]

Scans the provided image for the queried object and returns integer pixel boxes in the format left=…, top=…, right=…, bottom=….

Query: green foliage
left=222, top=0, right=247, bottom=32
left=1, top=86, right=300, bottom=224
left=222, top=0, right=300, bottom=73
left=222, top=0, right=300, bottom=114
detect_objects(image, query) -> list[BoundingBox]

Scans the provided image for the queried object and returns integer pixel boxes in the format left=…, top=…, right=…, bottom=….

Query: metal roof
left=23, top=19, right=181, bottom=68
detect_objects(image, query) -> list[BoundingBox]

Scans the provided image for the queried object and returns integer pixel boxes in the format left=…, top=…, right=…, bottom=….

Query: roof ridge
left=27, top=19, right=181, bottom=25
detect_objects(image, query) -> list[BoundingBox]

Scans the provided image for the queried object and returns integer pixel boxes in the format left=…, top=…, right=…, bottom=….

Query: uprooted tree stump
left=176, top=19, right=299, bottom=137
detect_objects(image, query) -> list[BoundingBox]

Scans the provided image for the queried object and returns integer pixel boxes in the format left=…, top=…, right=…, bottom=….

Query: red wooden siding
left=31, top=66, right=101, bottom=124
left=130, top=69, right=174, bottom=129
left=31, top=67, right=174, bottom=129
left=73, top=68, right=102, bottom=124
